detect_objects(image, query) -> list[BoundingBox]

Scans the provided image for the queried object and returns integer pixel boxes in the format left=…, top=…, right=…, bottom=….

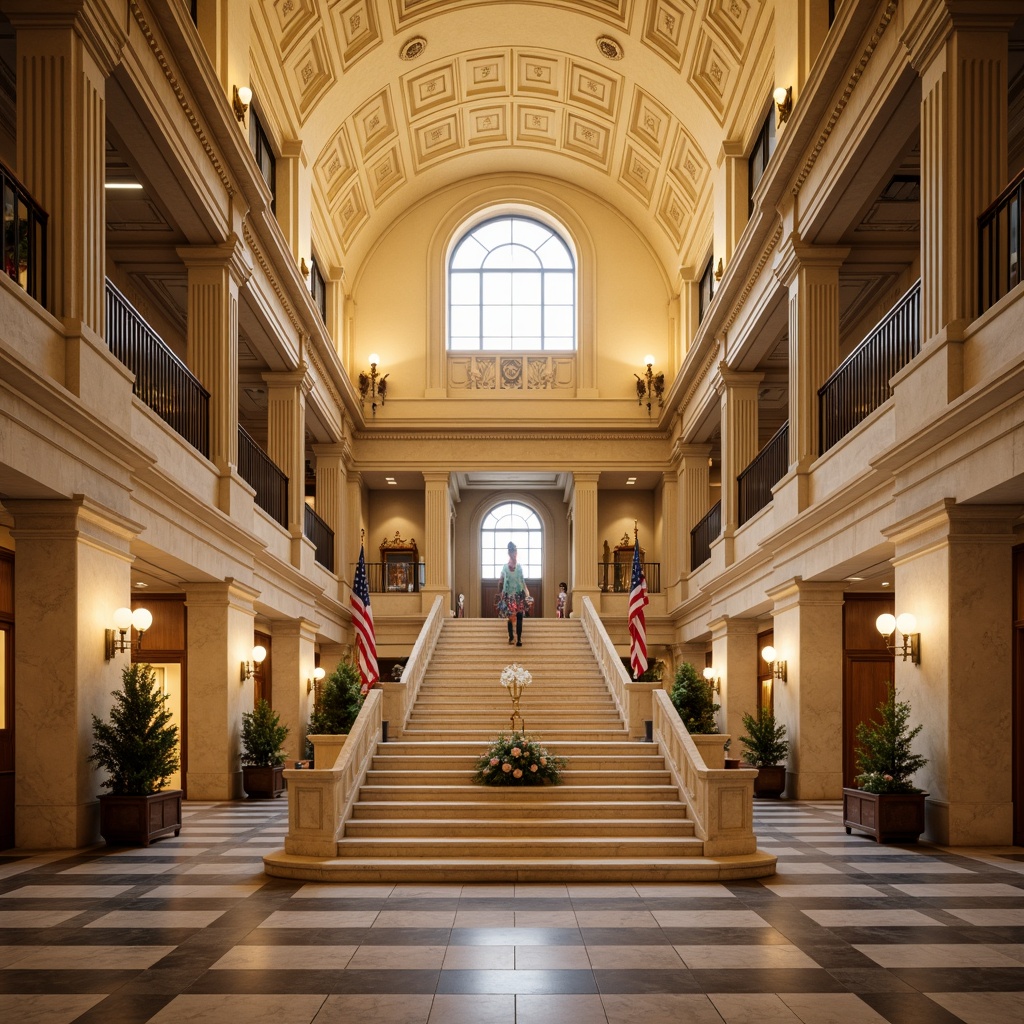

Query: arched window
left=449, top=215, right=575, bottom=351
left=481, top=502, right=542, bottom=578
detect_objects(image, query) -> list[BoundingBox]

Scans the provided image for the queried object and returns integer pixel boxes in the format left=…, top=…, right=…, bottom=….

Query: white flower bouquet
left=500, top=663, right=532, bottom=689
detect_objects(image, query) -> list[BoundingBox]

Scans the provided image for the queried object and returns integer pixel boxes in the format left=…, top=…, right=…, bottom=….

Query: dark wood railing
left=304, top=503, right=334, bottom=571
left=2, top=160, right=48, bottom=306
left=105, top=280, right=210, bottom=457
left=237, top=426, right=288, bottom=527
left=979, top=166, right=1024, bottom=314
left=738, top=422, right=789, bottom=526
left=818, top=279, right=921, bottom=454
left=690, top=500, right=721, bottom=569
left=363, top=560, right=421, bottom=594
left=598, top=562, right=661, bottom=594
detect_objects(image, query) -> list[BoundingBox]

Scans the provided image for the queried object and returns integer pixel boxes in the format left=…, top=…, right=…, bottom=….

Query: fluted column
left=264, top=364, right=312, bottom=565
left=708, top=615, right=759, bottom=742
left=569, top=472, right=600, bottom=604
left=659, top=469, right=680, bottom=607
left=774, top=241, right=847, bottom=501
left=904, top=1, right=1013, bottom=346
left=714, top=141, right=747, bottom=270
left=277, top=140, right=310, bottom=272
left=312, top=442, right=349, bottom=577
left=677, top=443, right=712, bottom=576
left=179, top=239, right=253, bottom=514
left=345, top=470, right=363, bottom=597
left=6, top=1, right=124, bottom=336
left=422, top=472, right=452, bottom=610
left=717, top=368, right=763, bottom=540
left=270, top=618, right=319, bottom=769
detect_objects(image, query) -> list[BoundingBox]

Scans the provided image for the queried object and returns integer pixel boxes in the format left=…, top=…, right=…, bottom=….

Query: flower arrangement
left=500, top=663, right=532, bottom=690
left=854, top=686, right=928, bottom=794
left=472, top=732, right=567, bottom=786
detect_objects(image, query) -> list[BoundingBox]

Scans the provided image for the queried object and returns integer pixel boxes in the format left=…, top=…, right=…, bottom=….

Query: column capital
left=2, top=0, right=126, bottom=75
left=766, top=577, right=846, bottom=612
left=707, top=615, right=759, bottom=640
left=183, top=577, right=261, bottom=611
left=717, top=139, right=745, bottom=165
left=177, top=234, right=253, bottom=287
left=715, top=364, right=764, bottom=397
left=263, top=365, right=314, bottom=395
left=773, top=235, right=850, bottom=288
left=902, top=0, right=1019, bottom=73
left=672, top=440, right=713, bottom=466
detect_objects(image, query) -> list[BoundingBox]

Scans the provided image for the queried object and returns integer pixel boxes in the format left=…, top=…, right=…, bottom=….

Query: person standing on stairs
left=498, top=541, right=532, bottom=646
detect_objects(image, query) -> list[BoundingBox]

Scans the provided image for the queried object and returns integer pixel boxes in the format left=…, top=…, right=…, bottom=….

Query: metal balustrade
left=2, top=160, right=47, bottom=306
left=979, top=167, right=1024, bottom=314
left=105, top=280, right=210, bottom=457
left=818, top=279, right=921, bottom=454
left=304, top=503, right=334, bottom=571
left=738, top=422, right=789, bottom=526
left=690, top=501, right=721, bottom=569
left=597, top=561, right=661, bottom=594
left=361, top=561, right=422, bottom=594
left=238, top=425, right=288, bottom=527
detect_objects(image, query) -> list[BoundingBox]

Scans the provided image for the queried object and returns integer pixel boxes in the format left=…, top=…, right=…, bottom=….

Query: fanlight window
left=449, top=215, right=575, bottom=351
left=481, top=502, right=543, bottom=578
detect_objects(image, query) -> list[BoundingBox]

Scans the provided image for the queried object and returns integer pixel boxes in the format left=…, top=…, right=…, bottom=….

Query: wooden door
left=843, top=595, right=895, bottom=788
left=1013, top=546, right=1024, bottom=844
left=0, top=550, right=12, bottom=849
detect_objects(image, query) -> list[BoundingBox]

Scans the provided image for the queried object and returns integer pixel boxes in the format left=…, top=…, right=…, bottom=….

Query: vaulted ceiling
left=251, top=0, right=775, bottom=282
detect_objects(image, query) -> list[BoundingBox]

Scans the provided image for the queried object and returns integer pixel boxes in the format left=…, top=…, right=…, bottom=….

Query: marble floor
left=0, top=799, right=1022, bottom=1023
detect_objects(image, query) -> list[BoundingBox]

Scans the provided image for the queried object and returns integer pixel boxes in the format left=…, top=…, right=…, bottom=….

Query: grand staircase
left=274, top=618, right=775, bottom=882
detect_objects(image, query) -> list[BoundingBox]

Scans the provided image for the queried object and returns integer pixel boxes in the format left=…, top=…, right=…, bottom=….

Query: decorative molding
left=682, top=338, right=721, bottom=411
left=791, top=1, right=899, bottom=198
left=447, top=354, right=576, bottom=391
left=129, top=2, right=234, bottom=198
left=353, top=429, right=673, bottom=442
left=242, top=220, right=302, bottom=333
left=721, top=220, right=783, bottom=333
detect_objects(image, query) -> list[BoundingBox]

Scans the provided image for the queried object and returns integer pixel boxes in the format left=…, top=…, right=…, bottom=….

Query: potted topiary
left=307, top=658, right=365, bottom=769
left=90, top=662, right=181, bottom=846
left=669, top=661, right=720, bottom=733
left=843, top=686, right=929, bottom=843
left=738, top=709, right=789, bottom=798
left=240, top=698, right=289, bottom=798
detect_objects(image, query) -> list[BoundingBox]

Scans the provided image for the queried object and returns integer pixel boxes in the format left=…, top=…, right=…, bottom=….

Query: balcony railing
left=363, top=561, right=422, bottom=594
left=818, top=279, right=921, bottom=454
left=738, top=422, right=789, bottom=526
left=238, top=426, right=288, bottom=527
left=105, top=280, right=210, bottom=457
left=598, top=562, right=661, bottom=594
left=690, top=500, right=721, bottom=569
left=2, top=160, right=47, bottom=306
left=304, top=503, right=334, bottom=571
left=979, top=166, right=1024, bottom=314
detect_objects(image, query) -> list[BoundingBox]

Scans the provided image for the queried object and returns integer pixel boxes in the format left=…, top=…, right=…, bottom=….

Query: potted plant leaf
left=669, top=661, right=720, bottom=734
left=307, top=658, right=365, bottom=769
left=90, top=662, right=181, bottom=846
left=240, top=698, right=289, bottom=798
left=843, top=686, right=929, bottom=843
left=738, top=709, right=789, bottom=797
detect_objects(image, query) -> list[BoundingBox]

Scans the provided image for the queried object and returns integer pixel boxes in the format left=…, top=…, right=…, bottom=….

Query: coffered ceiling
left=250, top=0, right=774, bottom=281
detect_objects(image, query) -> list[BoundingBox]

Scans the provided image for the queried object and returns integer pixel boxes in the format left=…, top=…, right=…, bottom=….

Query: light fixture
left=358, top=353, right=389, bottom=415
left=714, top=257, right=724, bottom=281
left=300, top=257, right=310, bottom=278
left=104, top=181, right=143, bottom=190
left=233, top=85, right=252, bottom=123
left=761, top=645, right=787, bottom=683
left=876, top=612, right=920, bottom=664
left=702, top=666, right=721, bottom=693
left=241, top=644, right=267, bottom=682
left=773, top=85, right=792, bottom=125
left=105, top=606, right=153, bottom=660
left=634, top=354, right=665, bottom=416
left=307, top=665, right=325, bottom=694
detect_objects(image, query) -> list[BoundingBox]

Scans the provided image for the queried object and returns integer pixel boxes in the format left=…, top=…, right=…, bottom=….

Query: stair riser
left=352, top=803, right=688, bottom=821
left=334, top=839, right=705, bottom=858
left=358, top=786, right=681, bottom=803
left=364, top=772, right=673, bottom=786
left=345, top=822, right=695, bottom=838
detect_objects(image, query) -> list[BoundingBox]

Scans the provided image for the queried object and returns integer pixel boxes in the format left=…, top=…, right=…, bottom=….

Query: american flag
left=352, top=544, right=379, bottom=696
left=628, top=536, right=649, bottom=679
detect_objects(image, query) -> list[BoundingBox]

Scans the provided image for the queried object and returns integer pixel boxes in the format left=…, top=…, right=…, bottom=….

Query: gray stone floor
left=1, top=798, right=1022, bottom=1022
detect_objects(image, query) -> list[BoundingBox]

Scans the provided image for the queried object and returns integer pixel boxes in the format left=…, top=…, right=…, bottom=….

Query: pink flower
left=530, top=764, right=538, bottom=773
left=511, top=747, right=522, bottom=757
left=502, top=762, right=512, bottom=773
left=540, top=757, right=547, bottom=766
left=883, top=774, right=893, bottom=781
left=489, top=757, right=499, bottom=766
left=513, top=768, right=523, bottom=778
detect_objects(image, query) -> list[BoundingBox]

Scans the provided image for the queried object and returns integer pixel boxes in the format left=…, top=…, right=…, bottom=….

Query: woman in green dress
left=498, top=541, right=532, bottom=646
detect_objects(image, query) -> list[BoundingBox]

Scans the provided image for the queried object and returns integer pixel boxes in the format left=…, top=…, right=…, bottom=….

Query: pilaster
left=714, top=141, right=748, bottom=270
left=277, top=139, right=310, bottom=272
left=677, top=443, right=712, bottom=576
left=312, top=442, right=349, bottom=577
left=270, top=618, right=319, bottom=770
left=708, top=615, right=760, bottom=742
left=717, top=367, right=763, bottom=539
left=569, top=472, right=600, bottom=604
left=422, top=471, right=452, bottom=609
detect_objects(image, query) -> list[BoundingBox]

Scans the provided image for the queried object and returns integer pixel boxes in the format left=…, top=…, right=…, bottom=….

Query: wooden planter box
left=242, top=764, right=286, bottom=799
left=843, top=787, right=926, bottom=843
left=751, top=764, right=786, bottom=798
left=98, top=790, right=182, bottom=846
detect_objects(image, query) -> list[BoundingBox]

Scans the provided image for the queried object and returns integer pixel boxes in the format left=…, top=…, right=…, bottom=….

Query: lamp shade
left=761, top=645, right=776, bottom=663
left=773, top=85, right=789, bottom=106
left=895, top=612, right=917, bottom=635
left=875, top=613, right=896, bottom=637
left=251, top=645, right=267, bottom=664
left=112, top=607, right=134, bottom=630
left=702, top=667, right=716, bottom=681
left=131, top=607, right=153, bottom=632
left=368, top=352, right=380, bottom=365
left=313, top=666, right=325, bottom=681
left=236, top=85, right=252, bottom=106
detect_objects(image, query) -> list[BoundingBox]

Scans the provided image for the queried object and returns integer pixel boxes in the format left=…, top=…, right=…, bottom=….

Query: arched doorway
left=479, top=501, right=544, bottom=618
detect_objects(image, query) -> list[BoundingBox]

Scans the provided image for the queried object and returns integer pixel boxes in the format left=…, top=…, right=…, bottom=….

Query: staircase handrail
left=652, top=689, right=760, bottom=856
left=579, top=595, right=658, bottom=739
left=279, top=688, right=382, bottom=858
left=380, top=594, right=446, bottom=738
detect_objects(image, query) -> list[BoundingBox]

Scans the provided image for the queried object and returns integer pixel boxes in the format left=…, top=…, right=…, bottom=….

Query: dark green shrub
left=240, top=698, right=289, bottom=767
left=738, top=710, right=789, bottom=767
left=669, top=661, right=720, bottom=734
left=308, top=659, right=364, bottom=734
left=855, top=686, right=928, bottom=793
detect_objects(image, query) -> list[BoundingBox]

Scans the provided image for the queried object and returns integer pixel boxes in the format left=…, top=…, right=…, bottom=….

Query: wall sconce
left=300, top=257, right=310, bottom=278
left=714, top=257, right=724, bottom=282
left=358, top=353, right=389, bottom=415
left=634, top=355, right=665, bottom=416
left=876, top=613, right=920, bottom=664
left=105, top=606, right=153, bottom=660
left=233, top=85, right=252, bottom=123
left=307, top=666, right=325, bottom=694
left=241, top=644, right=267, bottom=682
left=761, top=645, right=787, bottom=683
left=702, top=666, right=721, bottom=693
left=773, top=85, right=792, bottom=125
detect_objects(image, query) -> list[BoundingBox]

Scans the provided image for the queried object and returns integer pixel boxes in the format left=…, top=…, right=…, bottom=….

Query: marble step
left=362, top=769, right=673, bottom=786
left=397, top=729, right=629, bottom=742
left=332, top=835, right=706, bottom=859
left=343, top=817, right=696, bottom=839
left=350, top=800, right=689, bottom=821
left=356, top=784, right=680, bottom=803
left=374, top=741, right=655, bottom=756
left=370, top=754, right=668, bottom=771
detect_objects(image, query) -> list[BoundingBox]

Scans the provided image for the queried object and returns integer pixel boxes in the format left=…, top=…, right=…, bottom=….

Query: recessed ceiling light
left=881, top=581, right=890, bottom=587
left=105, top=182, right=143, bottom=190
left=846, top=576, right=864, bottom=582
left=626, top=477, right=636, bottom=485
left=133, top=581, right=148, bottom=588
left=385, top=477, right=397, bottom=485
